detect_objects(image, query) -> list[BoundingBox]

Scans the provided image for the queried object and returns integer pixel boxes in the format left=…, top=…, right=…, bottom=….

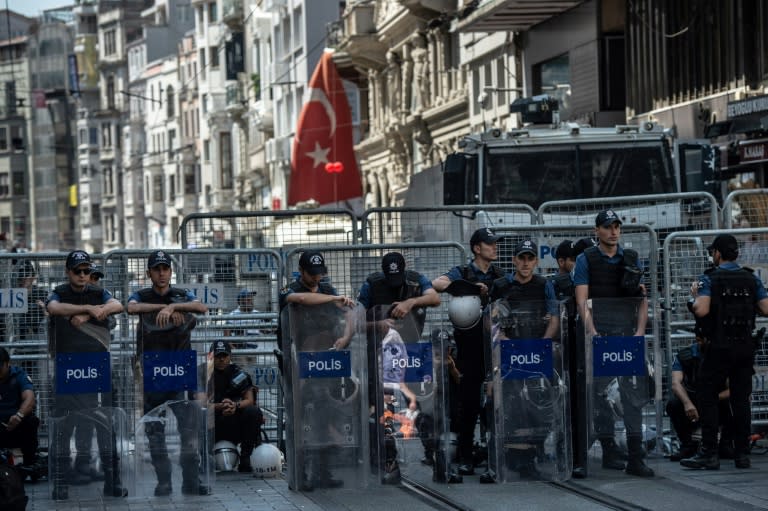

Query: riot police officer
left=432, top=227, right=505, bottom=476
left=682, top=234, right=768, bottom=470
left=47, top=250, right=127, bottom=500
left=279, top=250, right=356, bottom=490
left=358, top=252, right=440, bottom=481
left=486, top=239, right=560, bottom=481
left=574, top=210, right=654, bottom=477
left=127, top=250, right=210, bottom=496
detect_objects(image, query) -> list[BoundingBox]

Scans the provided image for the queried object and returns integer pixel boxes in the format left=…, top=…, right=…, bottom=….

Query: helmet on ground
left=251, top=443, right=283, bottom=478
left=213, top=440, right=239, bottom=472
left=448, top=295, right=482, bottom=329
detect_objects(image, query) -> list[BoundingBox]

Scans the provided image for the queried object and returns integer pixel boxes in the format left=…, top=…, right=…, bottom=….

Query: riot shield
left=368, top=305, right=448, bottom=486
left=583, top=297, right=656, bottom=478
left=49, top=317, right=129, bottom=501
left=489, top=299, right=570, bottom=483
left=131, top=311, right=212, bottom=498
left=282, top=303, right=368, bottom=491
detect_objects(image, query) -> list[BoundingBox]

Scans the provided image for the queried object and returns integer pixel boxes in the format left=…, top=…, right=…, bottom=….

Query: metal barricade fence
left=723, top=188, right=768, bottom=229
left=490, top=224, right=665, bottom=446
left=0, top=251, right=75, bottom=449
left=179, top=209, right=361, bottom=249
left=360, top=204, right=538, bottom=245
left=538, top=192, right=720, bottom=234
left=663, top=228, right=768, bottom=427
left=101, top=248, right=284, bottom=445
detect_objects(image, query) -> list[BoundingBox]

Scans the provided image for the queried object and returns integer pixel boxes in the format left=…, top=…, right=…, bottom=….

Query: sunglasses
left=72, top=268, right=93, bottom=276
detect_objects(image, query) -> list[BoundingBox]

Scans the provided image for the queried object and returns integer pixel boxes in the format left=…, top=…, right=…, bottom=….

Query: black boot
left=670, top=441, right=699, bottom=462
left=239, top=443, right=254, bottom=473
left=599, top=438, right=626, bottom=470
left=153, top=460, right=173, bottom=496
left=625, top=437, right=654, bottom=477
left=681, top=447, right=720, bottom=470
left=103, top=466, right=128, bottom=497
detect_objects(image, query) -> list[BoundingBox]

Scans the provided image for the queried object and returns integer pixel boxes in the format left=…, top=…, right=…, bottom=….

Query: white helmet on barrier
left=250, top=443, right=283, bottom=478
left=448, top=295, right=482, bottom=330
left=213, top=440, right=239, bottom=472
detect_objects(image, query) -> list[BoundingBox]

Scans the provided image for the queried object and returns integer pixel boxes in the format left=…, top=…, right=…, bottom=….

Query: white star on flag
left=306, top=142, right=330, bottom=169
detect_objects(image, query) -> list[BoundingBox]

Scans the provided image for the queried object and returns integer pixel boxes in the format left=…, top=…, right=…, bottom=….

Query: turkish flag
left=288, top=50, right=362, bottom=207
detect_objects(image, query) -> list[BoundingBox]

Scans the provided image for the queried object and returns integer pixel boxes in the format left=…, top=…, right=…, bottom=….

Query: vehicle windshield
left=483, top=141, right=675, bottom=208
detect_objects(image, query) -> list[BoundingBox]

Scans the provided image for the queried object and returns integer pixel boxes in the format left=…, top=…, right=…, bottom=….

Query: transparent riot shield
left=49, top=318, right=129, bottom=501
left=583, top=297, right=656, bottom=478
left=369, top=305, right=448, bottom=486
left=489, top=299, right=570, bottom=483
left=282, top=303, right=367, bottom=491
left=132, top=311, right=212, bottom=498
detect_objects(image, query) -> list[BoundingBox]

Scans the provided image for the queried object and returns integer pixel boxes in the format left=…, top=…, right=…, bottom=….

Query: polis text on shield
left=603, top=350, right=634, bottom=363
left=66, top=367, right=99, bottom=379
left=392, top=357, right=421, bottom=369
left=308, top=359, right=342, bottom=371
left=510, top=353, right=542, bottom=365
left=154, top=365, right=186, bottom=377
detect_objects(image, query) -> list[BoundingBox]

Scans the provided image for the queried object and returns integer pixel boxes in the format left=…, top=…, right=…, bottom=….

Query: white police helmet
left=448, top=295, right=482, bottom=329
left=250, top=443, right=283, bottom=478
left=213, top=440, right=239, bottom=472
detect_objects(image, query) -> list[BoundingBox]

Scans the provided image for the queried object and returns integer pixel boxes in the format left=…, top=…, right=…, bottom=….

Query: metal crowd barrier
left=723, top=188, right=768, bottom=230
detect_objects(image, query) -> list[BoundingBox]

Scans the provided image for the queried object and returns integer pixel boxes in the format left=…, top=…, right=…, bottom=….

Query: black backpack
left=0, top=450, right=27, bottom=511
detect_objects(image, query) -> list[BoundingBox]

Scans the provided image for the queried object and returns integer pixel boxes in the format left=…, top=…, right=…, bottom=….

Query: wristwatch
left=15, top=411, right=24, bottom=419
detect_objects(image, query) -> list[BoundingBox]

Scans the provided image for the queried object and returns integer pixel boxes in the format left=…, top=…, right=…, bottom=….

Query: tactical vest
left=367, top=270, right=426, bottom=338
left=585, top=247, right=642, bottom=335
left=50, top=284, right=110, bottom=353
left=136, top=287, right=196, bottom=353
left=549, top=272, right=574, bottom=301
left=676, top=346, right=700, bottom=395
left=585, top=247, right=642, bottom=298
left=491, top=275, right=549, bottom=339
left=707, top=267, right=757, bottom=345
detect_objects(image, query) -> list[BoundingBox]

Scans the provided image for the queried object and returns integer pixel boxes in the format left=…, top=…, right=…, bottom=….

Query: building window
left=92, top=204, right=100, bottom=225
left=104, top=28, right=117, bottom=56
left=153, top=175, right=164, bottom=201
left=220, top=132, right=232, bottom=189
left=79, top=128, right=87, bottom=145
left=184, top=164, right=196, bottom=194
left=12, top=171, right=23, bottom=195
left=0, top=174, right=8, bottom=196
left=10, top=126, right=23, bottom=151
left=209, top=1, right=217, bottom=22
left=210, top=47, right=219, bottom=69
left=166, top=85, right=175, bottom=118
left=532, top=53, right=570, bottom=116
left=106, top=75, right=115, bottom=109
left=168, top=129, right=176, bottom=157
left=203, top=139, right=210, bottom=161
left=0, top=127, right=6, bottom=151
left=89, top=127, right=98, bottom=145
left=168, top=174, right=176, bottom=200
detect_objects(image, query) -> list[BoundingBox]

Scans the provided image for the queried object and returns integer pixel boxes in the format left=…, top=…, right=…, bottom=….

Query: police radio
left=228, top=369, right=253, bottom=396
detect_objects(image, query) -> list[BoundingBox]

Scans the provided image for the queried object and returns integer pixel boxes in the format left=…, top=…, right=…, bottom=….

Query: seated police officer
left=667, top=323, right=734, bottom=462
left=209, top=341, right=262, bottom=473
left=0, top=347, right=40, bottom=476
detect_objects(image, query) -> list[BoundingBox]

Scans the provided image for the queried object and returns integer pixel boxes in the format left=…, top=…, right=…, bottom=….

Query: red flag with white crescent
left=288, top=50, right=362, bottom=206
